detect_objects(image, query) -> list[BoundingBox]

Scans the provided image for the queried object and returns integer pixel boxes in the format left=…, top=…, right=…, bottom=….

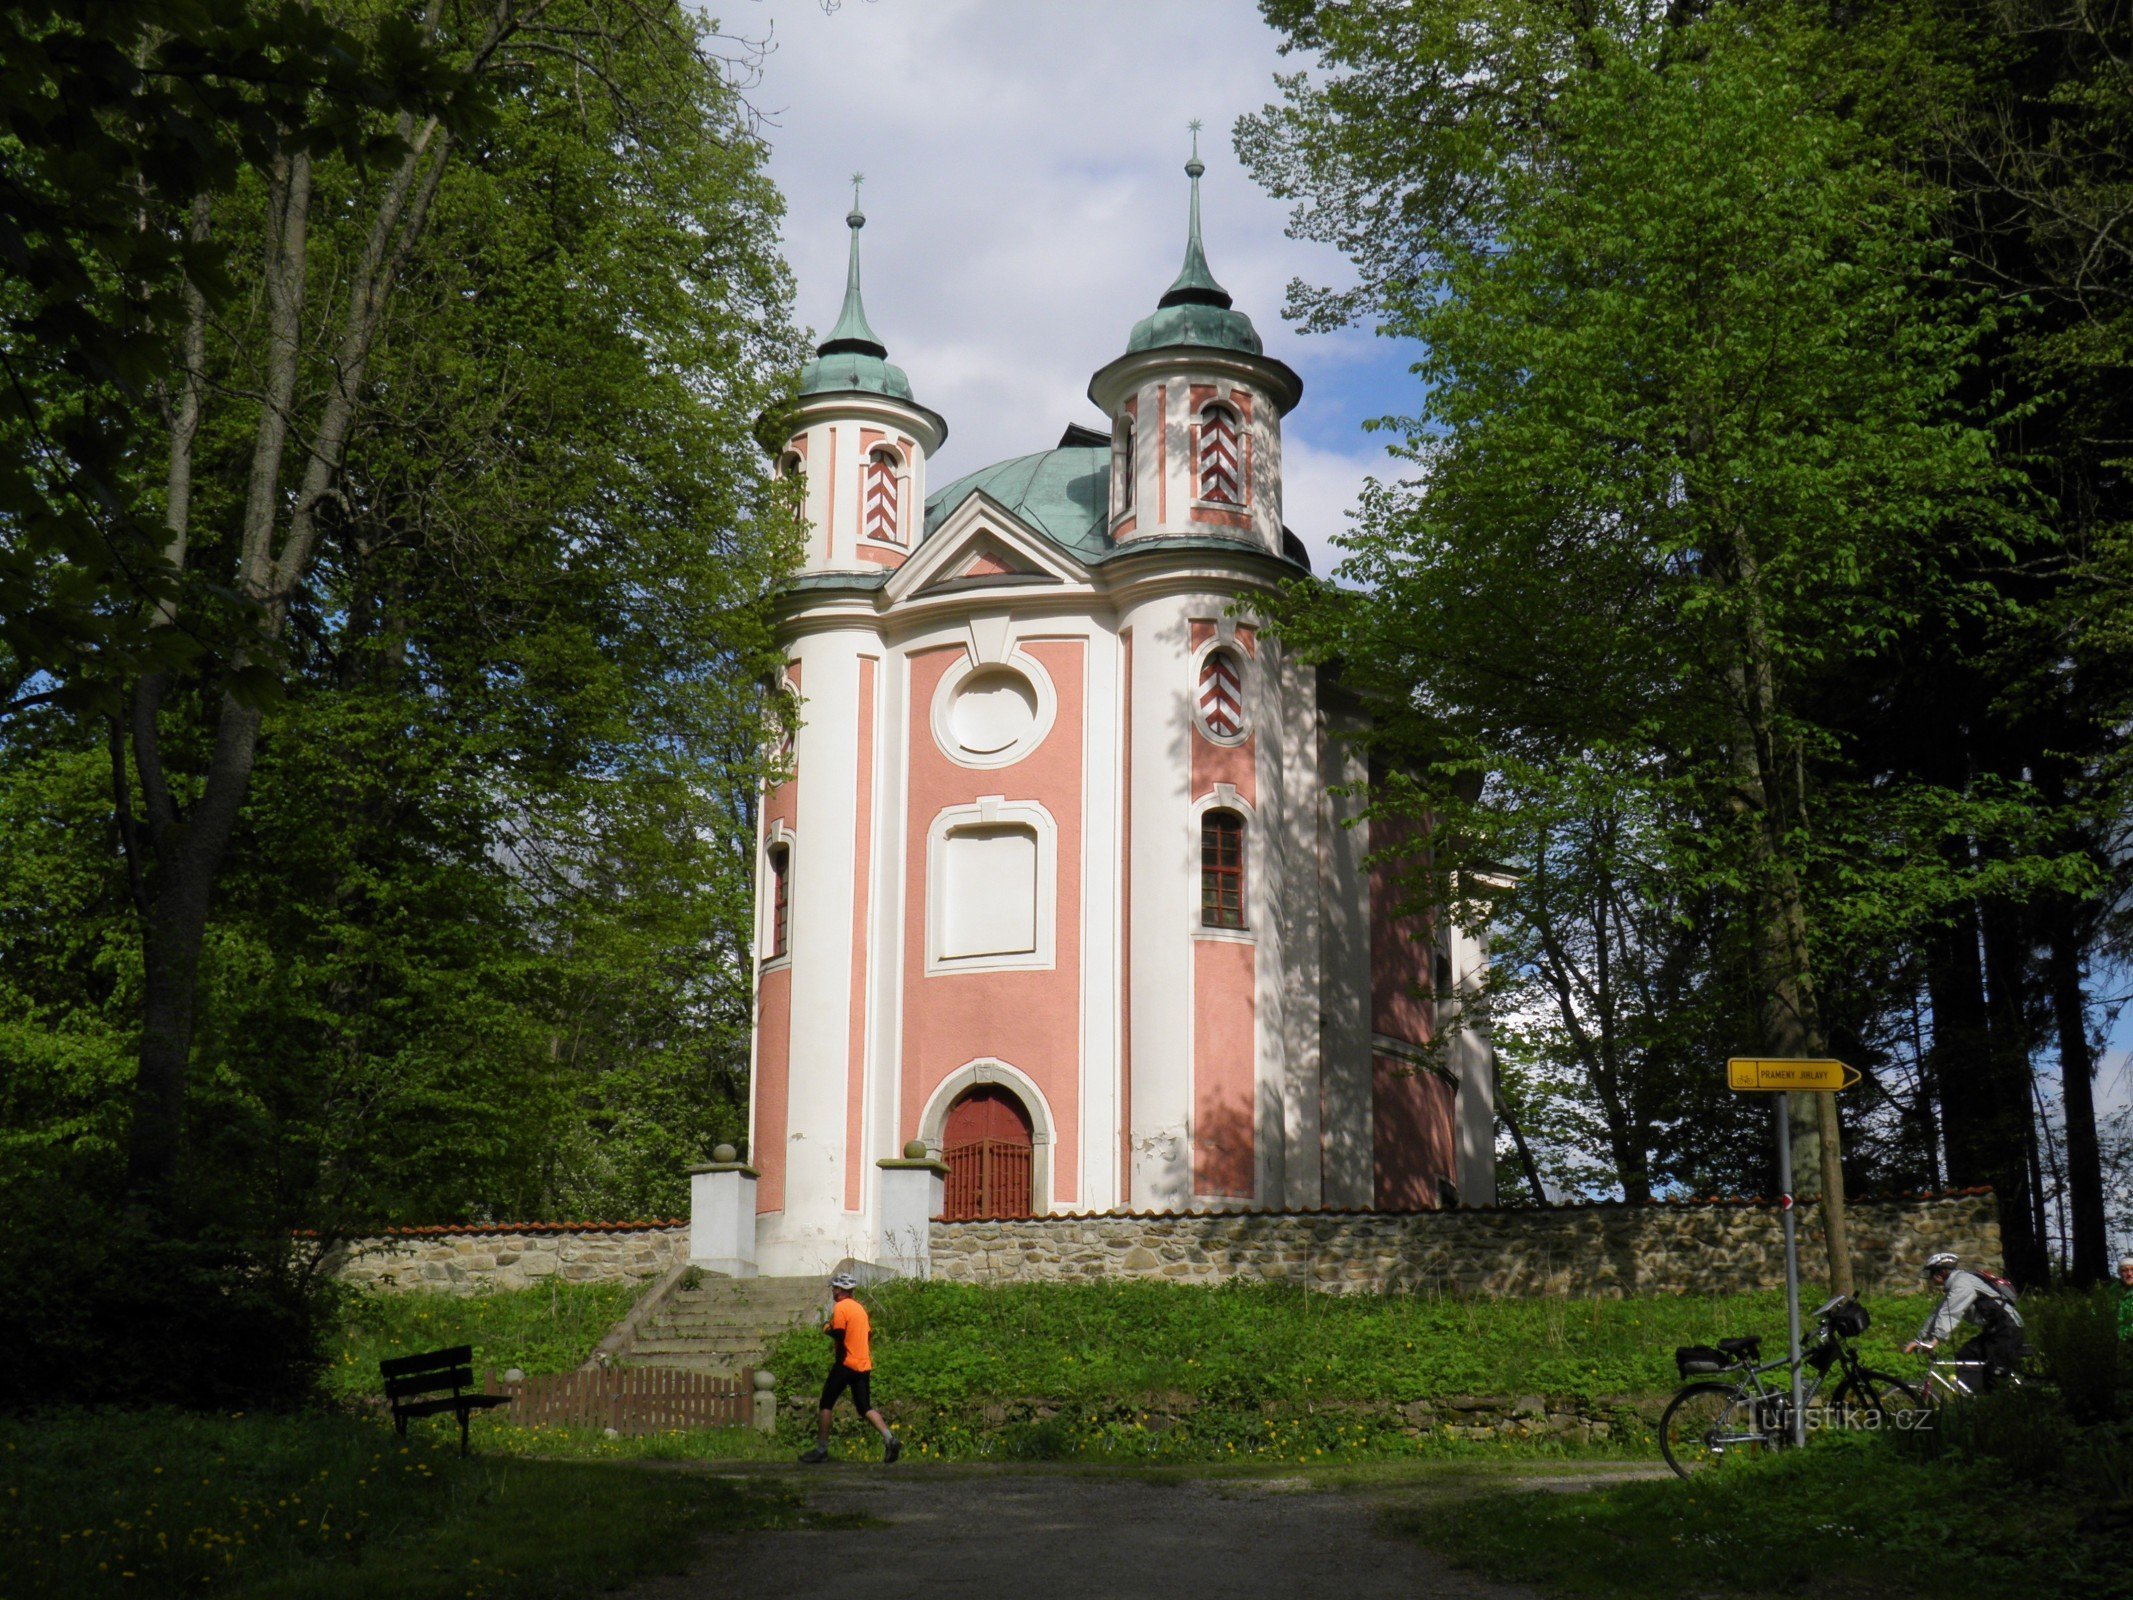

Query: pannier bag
left=1676, top=1345, right=1731, bottom=1377
left=1824, top=1298, right=1870, bottom=1338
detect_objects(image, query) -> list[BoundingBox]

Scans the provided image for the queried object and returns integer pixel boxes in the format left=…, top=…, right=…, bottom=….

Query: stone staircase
left=612, top=1276, right=828, bottom=1377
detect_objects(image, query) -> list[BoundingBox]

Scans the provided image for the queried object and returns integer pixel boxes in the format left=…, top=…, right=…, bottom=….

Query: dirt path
left=625, top=1462, right=1664, bottom=1600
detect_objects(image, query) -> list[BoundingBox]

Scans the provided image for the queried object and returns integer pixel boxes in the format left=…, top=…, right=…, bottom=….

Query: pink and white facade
left=745, top=161, right=1495, bottom=1276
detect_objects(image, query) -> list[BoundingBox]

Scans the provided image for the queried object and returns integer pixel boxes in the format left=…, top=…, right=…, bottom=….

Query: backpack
left=1978, top=1270, right=2019, bottom=1303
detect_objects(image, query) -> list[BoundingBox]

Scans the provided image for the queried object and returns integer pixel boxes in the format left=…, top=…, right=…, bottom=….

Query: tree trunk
left=124, top=689, right=266, bottom=1207
left=1925, top=909, right=1994, bottom=1186
left=2045, top=900, right=2109, bottom=1283
left=1721, top=527, right=1851, bottom=1294
left=1980, top=896, right=2049, bottom=1285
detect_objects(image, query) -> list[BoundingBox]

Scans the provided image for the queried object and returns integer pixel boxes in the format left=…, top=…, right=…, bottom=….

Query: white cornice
left=786, top=390, right=948, bottom=455
left=1087, top=346, right=1304, bottom=417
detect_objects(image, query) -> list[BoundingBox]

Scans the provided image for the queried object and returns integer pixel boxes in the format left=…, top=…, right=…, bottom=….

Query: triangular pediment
left=885, top=490, right=1092, bottom=604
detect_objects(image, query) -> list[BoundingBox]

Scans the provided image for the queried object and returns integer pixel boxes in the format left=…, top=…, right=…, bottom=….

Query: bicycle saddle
left=1718, top=1336, right=1762, bottom=1360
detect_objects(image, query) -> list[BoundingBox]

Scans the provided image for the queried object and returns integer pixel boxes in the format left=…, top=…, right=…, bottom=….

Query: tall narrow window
left=767, top=843, right=791, bottom=959
left=864, top=447, right=901, bottom=542
left=1119, top=422, right=1135, bottom=513
left=1201, top=810, right=1245, bottom=930
left=1198, top=403, right=1240, bottom=504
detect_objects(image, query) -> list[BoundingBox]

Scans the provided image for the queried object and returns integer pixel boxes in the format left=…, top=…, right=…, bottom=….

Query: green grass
left=323, top=1282, right=645, bottom=1404
left=768, top=1279, right=1938, bottom=1406
left=1392, top=1429, right=2126, bottom=1600
left=763, top=1279, right=1942, bottom=1464
left=0, top=1409, right=820, bottom=1600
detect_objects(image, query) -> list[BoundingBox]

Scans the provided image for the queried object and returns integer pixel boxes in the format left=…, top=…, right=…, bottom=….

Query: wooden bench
left=379, top=1344, right=511, bottom=1456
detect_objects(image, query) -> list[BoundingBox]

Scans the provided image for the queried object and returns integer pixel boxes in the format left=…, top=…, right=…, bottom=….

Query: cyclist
left=1901, top=1251, right=2024, bottom=1387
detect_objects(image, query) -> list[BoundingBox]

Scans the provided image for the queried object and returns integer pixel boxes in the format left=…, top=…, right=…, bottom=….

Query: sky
left=728, top=0, right=1420, bottom=575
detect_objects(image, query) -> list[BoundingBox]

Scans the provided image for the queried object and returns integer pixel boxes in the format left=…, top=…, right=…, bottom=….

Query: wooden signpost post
left=1725, top=1057, right=1859, bottom=1446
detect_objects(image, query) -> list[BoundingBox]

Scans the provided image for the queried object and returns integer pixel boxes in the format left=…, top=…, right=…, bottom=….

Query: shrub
left=2024, top=1288, right=2123, bottom=1425
left=0, top=1166, right=336, bottom=1412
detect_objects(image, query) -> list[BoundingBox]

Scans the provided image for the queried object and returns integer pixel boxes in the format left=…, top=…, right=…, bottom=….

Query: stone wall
left=929, top=1191, right=2000, bottom=1298
left=326, top=1222, right=687, bottom=1294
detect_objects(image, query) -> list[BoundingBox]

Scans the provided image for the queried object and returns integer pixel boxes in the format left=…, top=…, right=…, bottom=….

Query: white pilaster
left=1265, top=635, right=1323, bottom=1208
left=1122, top=593, right=1195, bottom=1207
left=1080, top=621, right=1124, bottom=1208
left=1317, top=700, right=1375, bottom=1207
left=758, top=627, right=868, bottom=1276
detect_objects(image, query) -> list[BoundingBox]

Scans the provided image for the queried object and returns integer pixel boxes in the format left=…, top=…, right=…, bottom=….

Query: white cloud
left=726, top=0, right=1416, bottom=549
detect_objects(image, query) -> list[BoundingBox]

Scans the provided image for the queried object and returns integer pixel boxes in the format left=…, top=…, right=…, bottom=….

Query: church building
left=747, top=151, right=1496, bottom=1277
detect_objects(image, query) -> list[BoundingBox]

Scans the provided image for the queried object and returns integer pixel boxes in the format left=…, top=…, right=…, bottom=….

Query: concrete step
left=603, top=1275, right=835, bottom=1373
left=617, top=1354, right=751, bottom=1377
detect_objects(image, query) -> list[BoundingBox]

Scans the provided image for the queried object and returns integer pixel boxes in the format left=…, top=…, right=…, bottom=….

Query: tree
left=1, top=0, right=800, bottom=1233
left=1245, top=2, right=2085, bottom=1286
left=0, top=0, right=460, bottom=718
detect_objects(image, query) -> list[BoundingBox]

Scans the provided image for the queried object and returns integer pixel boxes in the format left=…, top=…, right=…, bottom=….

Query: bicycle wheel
left=1829, top=1368, right=1923, bottom=1432
left=1659, top=1382, right=1770, bottom=1479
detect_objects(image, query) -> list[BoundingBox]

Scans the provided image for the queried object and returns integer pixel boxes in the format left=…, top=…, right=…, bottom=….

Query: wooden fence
left=482, top=1367, right=753, bottom=1434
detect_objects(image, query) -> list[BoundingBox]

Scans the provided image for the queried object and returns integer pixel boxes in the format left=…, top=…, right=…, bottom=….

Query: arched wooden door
left=940, top=1086, right=1035, bottom=1220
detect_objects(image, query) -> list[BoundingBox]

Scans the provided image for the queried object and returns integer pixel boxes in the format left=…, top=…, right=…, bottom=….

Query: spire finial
left=820, top=175, right=885, bottom=358
left=1159, top=123, right=1231, bottom=311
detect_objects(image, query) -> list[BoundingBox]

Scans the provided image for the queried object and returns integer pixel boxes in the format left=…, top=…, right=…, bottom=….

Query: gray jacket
left=1917, top=1268, right=2022, bottom=1345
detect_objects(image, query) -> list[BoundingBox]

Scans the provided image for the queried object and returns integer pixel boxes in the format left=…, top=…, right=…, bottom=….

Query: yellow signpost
left=1726, top=1057, right=1862, bottom=1093
left=1724, top=1056, right=1859, bottom=1447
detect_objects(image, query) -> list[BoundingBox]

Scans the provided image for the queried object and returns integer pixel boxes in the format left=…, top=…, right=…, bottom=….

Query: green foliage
left=1395, top=1430, right=2122, bottom=1599
left=2021, top=1288, right=2125, bottom=1425
left=0, top=1, right=464, bottom=718
left=321, top=1284, right=646, bottom=1404
left=0, top=1167, right=338, bottom=1413
left=0, top=0, right=801, bottom=1234
left=1243, top=1, right=2089, bottom=1213
left=0, top=1408, right=810, bottom=1600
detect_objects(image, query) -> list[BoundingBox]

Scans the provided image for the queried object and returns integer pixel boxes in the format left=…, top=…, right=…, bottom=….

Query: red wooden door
left=941, top=1087, right=1035, bottom=1219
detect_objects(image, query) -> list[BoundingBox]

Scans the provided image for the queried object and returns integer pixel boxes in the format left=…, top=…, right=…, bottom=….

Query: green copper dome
left=1124, top=137, right=1263, bottom=357
left=924, top=428, right=1311, bottom=572
left=796, top=185, right=934, bottom=417
left=926, top=443, right=1112, bottom=561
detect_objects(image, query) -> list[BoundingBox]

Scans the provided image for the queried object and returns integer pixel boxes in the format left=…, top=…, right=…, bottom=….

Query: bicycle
left=1659, top=1295, right=1921, bottom=1479
left=1915, top=1343, right=2031, bottom=1411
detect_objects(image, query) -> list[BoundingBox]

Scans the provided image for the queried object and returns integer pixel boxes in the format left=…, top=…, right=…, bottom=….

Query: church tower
left=1086, top=133, right=1301, bottom=553
left=778, top=185, right=947, bottom=574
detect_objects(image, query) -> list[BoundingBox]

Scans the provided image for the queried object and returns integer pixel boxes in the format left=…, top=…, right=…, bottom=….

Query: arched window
left=1119, top=422, right=1135, bottom=513
left=1197, top=646, right=1244, bottom=740
left=1198, top=403, right=1240, bottom=505
left=863, top=446, right=901, bottom=543
left=1201, top=809, right=1246, bottom=929
left=778, top=449, right=803, bottom=479
left=766, top=842, right=792, bottom=959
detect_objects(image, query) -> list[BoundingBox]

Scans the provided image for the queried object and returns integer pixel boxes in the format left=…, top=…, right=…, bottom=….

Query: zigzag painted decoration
left=864, top=449, right=900, bottom=541
left=1199, top=649, right=1243, bottom=738
left=1199, top=407, right=1240, bottom=504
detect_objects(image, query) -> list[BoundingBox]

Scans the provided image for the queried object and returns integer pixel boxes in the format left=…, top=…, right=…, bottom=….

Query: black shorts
left=819, top=1363, right=872, bottom=1414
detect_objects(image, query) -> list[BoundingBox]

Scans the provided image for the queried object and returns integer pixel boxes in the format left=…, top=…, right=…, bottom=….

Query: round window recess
left=949, top=668, right=1037, bottom=756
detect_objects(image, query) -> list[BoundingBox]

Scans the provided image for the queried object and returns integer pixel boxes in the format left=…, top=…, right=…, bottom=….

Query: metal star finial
left=1185, top=120, right=1205, bottom=179
left=847, top=172, right=865, bottom=229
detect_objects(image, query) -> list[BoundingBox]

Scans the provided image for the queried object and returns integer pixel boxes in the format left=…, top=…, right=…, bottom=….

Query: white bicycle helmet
left=828, top=1271, right=858, bottom=1291
left=1921, top=1252, right=1959, bottom=1277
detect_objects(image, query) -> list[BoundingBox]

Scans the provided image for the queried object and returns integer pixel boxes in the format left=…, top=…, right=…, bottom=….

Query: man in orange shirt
left=799, top=1271, right=901, bottom=1463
